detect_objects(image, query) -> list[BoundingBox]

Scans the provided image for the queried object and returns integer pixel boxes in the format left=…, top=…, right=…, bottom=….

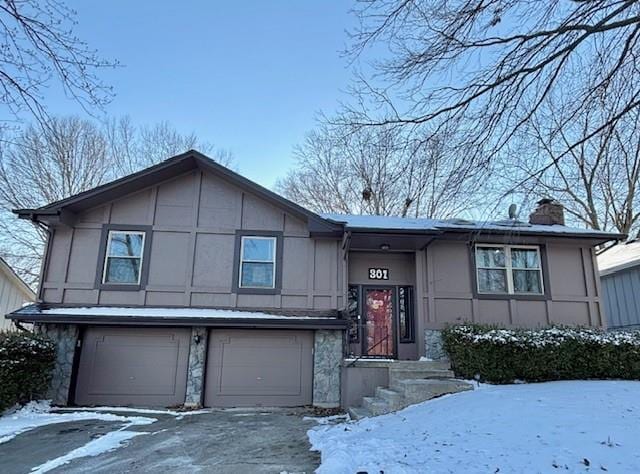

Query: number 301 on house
left=368, top=268, right=389, bottom=280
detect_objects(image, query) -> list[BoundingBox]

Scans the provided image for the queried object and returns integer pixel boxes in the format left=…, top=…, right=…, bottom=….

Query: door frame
left=361, top=285, right=398, bottom=359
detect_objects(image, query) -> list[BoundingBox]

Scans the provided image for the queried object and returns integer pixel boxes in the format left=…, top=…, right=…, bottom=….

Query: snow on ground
left=30, top=428, right=148, bottom=474
left=0, top=401, right=157, bottom=473
left=309, top=381, right=640, bottom=474
left=0, top=401, right=155, bottom=444
left=54, top=405, right=212, bottom=420
left=303, top=414, right=351, bottom=425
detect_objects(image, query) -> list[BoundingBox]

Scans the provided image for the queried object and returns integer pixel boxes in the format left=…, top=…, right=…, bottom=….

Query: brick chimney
left=529, top=198, right=565, bottom=226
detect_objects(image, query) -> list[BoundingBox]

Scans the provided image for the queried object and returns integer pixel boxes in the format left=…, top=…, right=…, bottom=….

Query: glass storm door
left=364, top=288, right=395, bottom=357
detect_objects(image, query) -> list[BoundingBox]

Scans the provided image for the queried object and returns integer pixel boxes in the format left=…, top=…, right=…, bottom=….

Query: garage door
left=75, top=327, right=190, bottom=407
left=205, top=330, right=313, bottom=407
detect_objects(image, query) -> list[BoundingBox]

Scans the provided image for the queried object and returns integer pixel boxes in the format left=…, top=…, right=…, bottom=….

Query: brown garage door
left=205, top=330, right=313, bottom=407
left=75, top=327, right=190, bottom=407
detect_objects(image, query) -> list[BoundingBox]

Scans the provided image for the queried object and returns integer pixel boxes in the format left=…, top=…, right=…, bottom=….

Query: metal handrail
left=347, top=332, right=391, bottom=367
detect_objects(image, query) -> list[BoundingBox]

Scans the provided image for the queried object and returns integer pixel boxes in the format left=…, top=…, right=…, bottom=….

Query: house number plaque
left=368, top=268, right=389, bottom=280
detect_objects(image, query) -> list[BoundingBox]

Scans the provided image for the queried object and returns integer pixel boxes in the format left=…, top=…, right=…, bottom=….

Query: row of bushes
left=442, top=324, right=640, bottom=383
left=0, top=331, right=55, bottom=411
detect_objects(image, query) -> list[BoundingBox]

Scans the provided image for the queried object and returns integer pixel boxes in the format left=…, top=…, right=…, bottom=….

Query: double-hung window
left=475, top=245, right=544, bottom=295
left=239, top=236, right=277, bottom=289
left=102, top=231, right=146, bottom=285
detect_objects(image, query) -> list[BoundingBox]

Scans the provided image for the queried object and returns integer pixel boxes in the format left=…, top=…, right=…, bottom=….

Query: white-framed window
left=475, top=245, right=544, bottom=295
left=239, top=236, right=277, bottom=289
left=102, top=231, right=146, bottom=285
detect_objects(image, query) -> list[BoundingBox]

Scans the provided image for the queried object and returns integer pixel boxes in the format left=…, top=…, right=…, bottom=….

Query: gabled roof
left=598, top=240, right=640, bottom=276
left=14, top=150, right=342, bottom=235
left=12, top=149, right=624, bottom=244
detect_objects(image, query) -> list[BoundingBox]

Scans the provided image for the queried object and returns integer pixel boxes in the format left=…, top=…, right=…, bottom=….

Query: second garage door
left=75, top=327, right=190, bottom=407
left=204, top=330, right=313, bottom=407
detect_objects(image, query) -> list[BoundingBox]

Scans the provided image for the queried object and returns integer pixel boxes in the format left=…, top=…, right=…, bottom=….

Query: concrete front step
left=389, top=368, right=454, bottom=382
left=375, top=387, right=404, bottom=408
left=346, top=359, right=473, bottom=420
left=348, top=406, right=372, bottom=420
left=394, top=378, right=473, bottom=405
left=391, top=360, right=451, bottom=370
left=362, top=396, right=392, bottom=416
left=349, top=379, right=474, bottom=420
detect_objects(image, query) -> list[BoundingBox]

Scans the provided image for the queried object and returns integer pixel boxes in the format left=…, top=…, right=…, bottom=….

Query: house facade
left=598, top=240, right=640, bottom=330
left=10, top=151, right=622, bottom=409
left=0, top=257, right=35, bottom=329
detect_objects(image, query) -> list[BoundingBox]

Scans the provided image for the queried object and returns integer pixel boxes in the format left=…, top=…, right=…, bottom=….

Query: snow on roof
left=322, top=213, right=621, bottom=238
left=323, top=213, right=442, bottom=231
left=36, top=306, right=333, bottom=320
left=597, top=240, right=640, bottom=276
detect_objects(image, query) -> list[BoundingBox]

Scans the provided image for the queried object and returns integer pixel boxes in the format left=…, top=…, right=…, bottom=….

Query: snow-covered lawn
left=309, top=381, right=640, bottom=474
left=0, top=401, right=157, bottom=473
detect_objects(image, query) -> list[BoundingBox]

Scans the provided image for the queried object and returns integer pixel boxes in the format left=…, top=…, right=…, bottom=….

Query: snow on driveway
left=0, top=401, right=157, bottom=472
left=309, top=381, right=640, bottom=473
left=0, top=401, right=155, bottom=444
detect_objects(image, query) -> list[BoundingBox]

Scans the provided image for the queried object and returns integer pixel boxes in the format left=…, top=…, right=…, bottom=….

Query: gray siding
left=41, top=170, right=344, bottom=311
left=422, top=240, right=603, bottom=331
left=346, top=240, right=605, bottom=356
left=601, top=266, right=640, bottom=329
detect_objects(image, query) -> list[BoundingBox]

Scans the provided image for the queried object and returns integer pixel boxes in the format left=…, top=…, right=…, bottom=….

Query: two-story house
left=9, top=150, right=622, bottom=409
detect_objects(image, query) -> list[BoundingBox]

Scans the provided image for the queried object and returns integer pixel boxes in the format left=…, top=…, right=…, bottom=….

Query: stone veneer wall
left=34, top=323, right=79, bottom=405
left=424, top=329, right=448, bottom=361
left=184, top=327, right=208, bottom=407
left=312, top=330, right=343, bottom=408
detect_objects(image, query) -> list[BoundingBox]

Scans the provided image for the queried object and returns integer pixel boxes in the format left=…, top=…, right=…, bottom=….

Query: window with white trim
left=102, top=231, right=146, bottom=284
left=475, top=245, right=544, bottom=295
left=239, top=236, right=277, bottom=289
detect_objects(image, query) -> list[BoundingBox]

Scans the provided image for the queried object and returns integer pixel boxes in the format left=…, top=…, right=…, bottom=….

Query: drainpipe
left=32, top=217, right=52, bottom=303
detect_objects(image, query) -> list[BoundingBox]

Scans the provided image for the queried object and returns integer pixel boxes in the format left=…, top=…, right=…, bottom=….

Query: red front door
left=364, top=288, right=395, bottom=357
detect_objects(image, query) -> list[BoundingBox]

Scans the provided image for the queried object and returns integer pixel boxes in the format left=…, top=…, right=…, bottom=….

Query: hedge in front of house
left=442, top=324, right=640, bottom=383
left=0, top=331, right=56, bottom=411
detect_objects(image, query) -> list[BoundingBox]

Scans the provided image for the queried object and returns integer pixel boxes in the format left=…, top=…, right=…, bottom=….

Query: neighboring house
left=597, top=240, right=640, bottom=330
left=0, top=257, right=35, bottom=330
left=8, top=150, right=622, bottom=409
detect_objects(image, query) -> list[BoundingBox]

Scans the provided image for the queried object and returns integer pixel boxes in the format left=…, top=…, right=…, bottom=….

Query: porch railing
left=346, top=332, right=391, bottom=367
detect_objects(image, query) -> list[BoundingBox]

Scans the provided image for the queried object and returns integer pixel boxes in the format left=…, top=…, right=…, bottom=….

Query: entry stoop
left=348, top=361, right=473, bottom=420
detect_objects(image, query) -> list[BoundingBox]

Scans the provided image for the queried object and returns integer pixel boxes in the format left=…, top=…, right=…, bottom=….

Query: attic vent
left=493, top=220, right=532, bottom=228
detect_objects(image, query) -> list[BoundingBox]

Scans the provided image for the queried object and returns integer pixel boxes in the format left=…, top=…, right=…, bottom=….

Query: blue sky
left=46, top=1, right=356, bottom=188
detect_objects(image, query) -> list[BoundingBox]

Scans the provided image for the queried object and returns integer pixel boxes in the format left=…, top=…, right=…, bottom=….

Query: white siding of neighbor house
left=0, top=270, right=34, bottom=329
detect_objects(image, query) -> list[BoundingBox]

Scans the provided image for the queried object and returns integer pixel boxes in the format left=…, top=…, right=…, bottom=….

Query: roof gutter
left=344, top=225, right=625, bottom=243
left=8, top=313, right=349, bottom=330
left=13, top=208, right=60, bottom=222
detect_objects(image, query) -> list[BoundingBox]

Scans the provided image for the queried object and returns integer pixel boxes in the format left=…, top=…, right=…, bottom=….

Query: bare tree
left=0, top=116, right=110, bottom=283
left=0, top=0, right=117, bottom=124
left=504, top=98, right=640, bottom=236
left=104, top=116, right=234, bottom=175
left=0, top=115, right=234, bottom=285
left=277, top=120, right=481, bottom=218
left=342, top=0, right=640, bottom=176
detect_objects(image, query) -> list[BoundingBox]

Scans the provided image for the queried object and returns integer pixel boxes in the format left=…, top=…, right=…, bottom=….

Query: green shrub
left=0, top=330, right=55, bottom=411
left=442, top=324, right=640, bottom=383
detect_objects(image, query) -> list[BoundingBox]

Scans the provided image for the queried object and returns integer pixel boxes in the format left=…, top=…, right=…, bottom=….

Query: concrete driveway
left=0, top=408, right=323, bottom=473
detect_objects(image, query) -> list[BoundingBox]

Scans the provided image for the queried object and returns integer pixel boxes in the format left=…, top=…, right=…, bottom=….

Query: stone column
left=34, top=323, right=79, bottom=405
left=184, top=327, right=208, bottom=408
left=312, top=330, right=343, bottom=408
left=424, top=329, right=448, bottom=361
